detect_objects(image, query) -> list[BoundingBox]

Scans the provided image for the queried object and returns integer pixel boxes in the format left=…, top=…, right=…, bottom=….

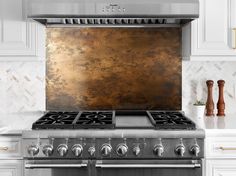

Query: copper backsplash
left=46, top=28, right=181, bottom=111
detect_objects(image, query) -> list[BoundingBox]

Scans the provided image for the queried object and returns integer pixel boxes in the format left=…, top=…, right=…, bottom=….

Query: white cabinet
left=0, top=0, right=45, bottom=61
left=0, top=137, right=21, bottom=158
left=205, top=133, right=236, bottom=176
left=0, top=136, right=22, bottom=176
left=0, top=160, right=22, bottom=176
left=206, top=160, right=236, bottom=176
left=182, top=0, right=236, bottom=60
left=206, top=137, right=236, bottom=158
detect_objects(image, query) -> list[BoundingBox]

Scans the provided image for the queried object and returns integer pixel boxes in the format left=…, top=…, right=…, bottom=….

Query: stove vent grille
left=35, top=18, right=186, bottom=27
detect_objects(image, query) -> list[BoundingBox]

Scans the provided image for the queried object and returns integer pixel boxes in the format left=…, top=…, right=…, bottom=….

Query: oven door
left=95, top=160, right=202, bottom=176
left=24, top=160, right=93, bottom=176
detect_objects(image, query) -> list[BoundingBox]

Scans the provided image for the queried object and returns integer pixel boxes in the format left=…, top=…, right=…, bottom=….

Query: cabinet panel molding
left=192, top=0, right=236, bottom=56
left=0, top=0, right=45, bottom=60
left=0, top=160, right=22, bottom=176
left=182, top=0, right=236, bottom=60
left=206, top=160, right=236, bottom=176
left=0, top=21, right=39, bottom=57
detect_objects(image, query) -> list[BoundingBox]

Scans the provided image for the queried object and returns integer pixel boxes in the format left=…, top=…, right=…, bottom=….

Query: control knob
left=28, top=145, right=39, bottom=156
left=153, top=144, right=164, bottom=157
left=88, top=147, right=96, bottom=156
left=101, top=144, right=112, bottom=157
left=190, top=144, right=200, bottom=157
left=57, top=144, right=68, bottom=157
left=175, top=144, right=185, bottom=156
left=42, top=144, right=54, bottom=156
left=116, top=144, right=128, bottom=157
left=133, top=146, right=141, bottom=156
left=72, top=144, right=83, bottom=157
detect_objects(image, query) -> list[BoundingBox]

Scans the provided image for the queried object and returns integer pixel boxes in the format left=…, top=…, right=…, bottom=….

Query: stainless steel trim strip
left=25, top=163, right=87, bottom=169
left=22, top=129, right=205, bottom=139
left=45, top=24, right=181, bottom=28
left=95, top=163, right=201, bottom=169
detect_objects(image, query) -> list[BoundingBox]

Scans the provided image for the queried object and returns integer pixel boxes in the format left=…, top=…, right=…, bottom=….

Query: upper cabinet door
left=0, top=0, right=45, bottom=60
left=182, top=0, right=236, bottom=60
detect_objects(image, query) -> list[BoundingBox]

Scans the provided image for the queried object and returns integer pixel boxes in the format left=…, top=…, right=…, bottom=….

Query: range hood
left=23, top=0, right=199, bottom=27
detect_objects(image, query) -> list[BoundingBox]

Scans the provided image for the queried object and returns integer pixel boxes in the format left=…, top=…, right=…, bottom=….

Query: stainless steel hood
left=23, top=0, right=199, bottom=27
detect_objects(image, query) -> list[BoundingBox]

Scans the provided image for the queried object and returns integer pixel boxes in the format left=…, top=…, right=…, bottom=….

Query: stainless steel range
left=22, top=111, right=204, bottom=176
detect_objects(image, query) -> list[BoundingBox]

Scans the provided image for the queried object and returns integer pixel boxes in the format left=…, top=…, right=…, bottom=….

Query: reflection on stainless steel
left=190, top=144, right=200, bottom=157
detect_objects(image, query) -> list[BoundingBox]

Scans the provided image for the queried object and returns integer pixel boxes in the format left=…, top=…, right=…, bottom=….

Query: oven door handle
left=95, top=163, right=201, bottom=169
left=25, top=163, right=87, bottom=169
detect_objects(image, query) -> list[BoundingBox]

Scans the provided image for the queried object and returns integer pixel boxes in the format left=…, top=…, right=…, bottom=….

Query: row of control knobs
left=28, top=143, right=200, bottom=157
left=28, top=144, right=94, bottom=157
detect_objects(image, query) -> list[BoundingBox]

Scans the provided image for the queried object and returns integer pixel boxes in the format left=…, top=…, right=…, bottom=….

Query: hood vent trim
left=35, top=18, right=191, bottom=28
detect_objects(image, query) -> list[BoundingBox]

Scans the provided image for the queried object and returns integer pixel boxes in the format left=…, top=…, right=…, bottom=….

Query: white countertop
left=204, top=115, right=236, bottom=129
left=192, top=114, right=236, bottom=136
left=0, top=111, right=44, bottom=135
left=1, top=111, right=236, bottom=136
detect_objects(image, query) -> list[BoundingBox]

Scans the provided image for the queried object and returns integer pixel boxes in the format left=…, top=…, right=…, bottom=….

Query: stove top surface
left=32, top=110, right=196, bottom=130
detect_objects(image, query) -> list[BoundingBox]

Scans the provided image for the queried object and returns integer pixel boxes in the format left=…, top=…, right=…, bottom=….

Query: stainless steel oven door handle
left=25, top=163, right=87, bottom=169
left=95, top=163, right=201, bottom=169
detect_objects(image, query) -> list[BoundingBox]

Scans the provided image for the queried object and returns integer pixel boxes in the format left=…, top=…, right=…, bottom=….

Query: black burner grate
left=32, top=112, right=79, bottom=129
left=32, top=111, right=115, bottom=129
left=147, top=111, right=196, bottom=130
left=74, top=111, right=115, bottom=129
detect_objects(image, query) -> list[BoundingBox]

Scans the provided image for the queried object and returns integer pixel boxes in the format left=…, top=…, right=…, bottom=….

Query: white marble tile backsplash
left=0, top=60, right=236, bottom=116
left=0, top=62, right=46, bottom=113
left=182, top=61, right=236, bottom=117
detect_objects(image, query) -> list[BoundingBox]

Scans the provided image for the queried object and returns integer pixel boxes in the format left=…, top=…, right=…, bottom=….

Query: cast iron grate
left=147, top=111, right=196, bottom=130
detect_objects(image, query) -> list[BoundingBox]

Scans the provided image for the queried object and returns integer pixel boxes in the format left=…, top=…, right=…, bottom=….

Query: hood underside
left=24, top=0, right=199, bottom=27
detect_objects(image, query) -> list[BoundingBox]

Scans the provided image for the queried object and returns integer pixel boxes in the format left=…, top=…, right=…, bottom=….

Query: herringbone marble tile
left=182, top=61, right=236, bottom=116
left=0, top=62, right=45, bottom=113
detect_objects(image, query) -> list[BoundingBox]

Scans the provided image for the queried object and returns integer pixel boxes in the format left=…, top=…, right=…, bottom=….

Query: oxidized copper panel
left=46, top=28, right=181, bottom=111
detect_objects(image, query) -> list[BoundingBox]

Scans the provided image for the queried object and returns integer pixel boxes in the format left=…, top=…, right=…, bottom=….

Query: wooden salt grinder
left=206, top=80, right=214, bottom=116
left=217, top=80, right=225, bottom=116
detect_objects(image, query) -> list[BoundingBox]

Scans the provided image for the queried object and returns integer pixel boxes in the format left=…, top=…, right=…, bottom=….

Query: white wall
left=182, top=60, right=236, bottom=117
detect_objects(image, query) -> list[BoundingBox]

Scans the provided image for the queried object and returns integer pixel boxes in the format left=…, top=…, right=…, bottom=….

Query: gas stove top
left=23, top=110, right=204, bottom=162
left=32, top=110, right=196, bottom=130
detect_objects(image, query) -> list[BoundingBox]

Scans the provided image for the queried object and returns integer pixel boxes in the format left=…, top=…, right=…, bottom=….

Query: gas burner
left=74, top=111, right=115, bottom=129
left=147, top=111, right=196, bottom=130
left=32, top=112, right=79, bottom=129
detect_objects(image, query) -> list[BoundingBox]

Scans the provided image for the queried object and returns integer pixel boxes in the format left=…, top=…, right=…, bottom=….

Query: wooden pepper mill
left=217, top=80, right=225, bottom=116
left=206, top=80, right=214, bottom=116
